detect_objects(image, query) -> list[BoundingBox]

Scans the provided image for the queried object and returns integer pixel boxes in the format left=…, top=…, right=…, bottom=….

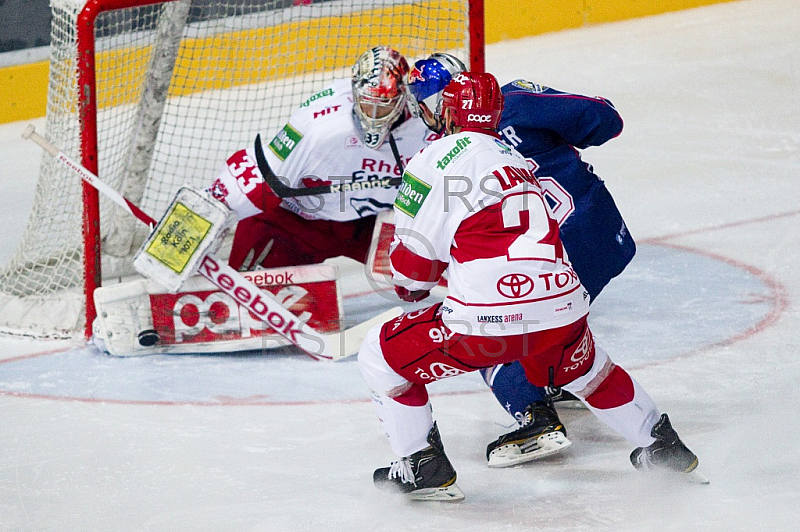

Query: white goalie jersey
left=390, top=131, right=590, bottom=336
left=210, top=79, right=438, bottom=222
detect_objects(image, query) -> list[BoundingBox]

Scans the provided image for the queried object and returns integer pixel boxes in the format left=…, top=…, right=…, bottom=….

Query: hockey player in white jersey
left=358, top=71, right=704, bottom=501
left=207, top=46, right=439, bottom=271
left=91, top=46, right=441, bottom=358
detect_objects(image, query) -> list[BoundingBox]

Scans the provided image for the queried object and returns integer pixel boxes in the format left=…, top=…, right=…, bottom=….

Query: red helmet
left=440, top=72, right=504, bottom=130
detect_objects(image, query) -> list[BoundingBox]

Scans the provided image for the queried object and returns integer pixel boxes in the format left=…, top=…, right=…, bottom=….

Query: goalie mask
left=352, top=46, right=410, bottom=149
left=407, top=53, right=466, bottom=133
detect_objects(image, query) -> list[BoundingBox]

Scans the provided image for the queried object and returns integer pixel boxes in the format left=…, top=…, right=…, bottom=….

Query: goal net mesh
left=0, top=0, right=472, bottom=338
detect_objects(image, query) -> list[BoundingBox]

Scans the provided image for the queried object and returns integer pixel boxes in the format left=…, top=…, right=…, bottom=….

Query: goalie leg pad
left=93, top=264, right=342, bottom=357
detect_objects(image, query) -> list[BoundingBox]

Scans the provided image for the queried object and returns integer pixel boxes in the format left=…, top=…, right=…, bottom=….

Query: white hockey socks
left=359, top=325, right=435, bottom=457
left=563, top=346, right=660, bottom=448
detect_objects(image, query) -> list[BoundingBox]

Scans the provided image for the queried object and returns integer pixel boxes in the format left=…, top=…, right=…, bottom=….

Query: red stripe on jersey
left=247, top=182, right=283, bottom=213
left=390, top=241, right=448, bottom=283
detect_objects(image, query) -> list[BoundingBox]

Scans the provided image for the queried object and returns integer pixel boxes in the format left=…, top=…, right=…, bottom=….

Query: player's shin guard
left=359, top=325, right=434, bottom=457
left=368, top=391, right=434, bottom=458
left=562, top=346, right=659, bottom=448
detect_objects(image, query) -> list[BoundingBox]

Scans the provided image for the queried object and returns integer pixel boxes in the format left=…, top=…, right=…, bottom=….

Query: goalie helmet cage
left=0, top=0, right=484, bottom=339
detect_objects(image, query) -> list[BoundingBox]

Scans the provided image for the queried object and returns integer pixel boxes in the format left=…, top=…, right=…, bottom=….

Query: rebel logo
left=496, top=273, right=534, bottom=298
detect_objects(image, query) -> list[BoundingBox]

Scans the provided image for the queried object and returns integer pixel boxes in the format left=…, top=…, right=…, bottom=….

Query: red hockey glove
left=394, top=286, right=431, bottom=302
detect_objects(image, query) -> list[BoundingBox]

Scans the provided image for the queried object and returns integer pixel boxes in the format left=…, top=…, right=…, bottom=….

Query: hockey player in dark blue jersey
left=406, top=54, right=636, bottom=467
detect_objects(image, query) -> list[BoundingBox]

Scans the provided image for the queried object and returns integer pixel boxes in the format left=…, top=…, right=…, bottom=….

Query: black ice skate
left=486, top=400, right=572, bottom=468
left=630, top=413, right=709, bottom=484
left=550, top=388, right=585, bottom=410
left=373, top=422, right=464, bottom=502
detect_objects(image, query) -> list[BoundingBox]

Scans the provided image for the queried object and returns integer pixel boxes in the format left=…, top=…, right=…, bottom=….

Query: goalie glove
left=394, top=285, right=431, bottom=302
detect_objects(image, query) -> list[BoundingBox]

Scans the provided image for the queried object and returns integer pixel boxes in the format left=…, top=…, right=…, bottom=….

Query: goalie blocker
left=131, top=186, right=340, bottom=358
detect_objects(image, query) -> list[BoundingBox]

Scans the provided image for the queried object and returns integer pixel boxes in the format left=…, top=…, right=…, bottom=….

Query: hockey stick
left=254, top=134, right=403, bottom=197
left=22, top=125, right=157, bottom=228
left=23, top=124, right=401, bottom=361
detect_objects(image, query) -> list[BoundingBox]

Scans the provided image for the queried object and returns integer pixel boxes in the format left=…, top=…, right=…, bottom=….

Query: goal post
left=0, top=0, right=484, bottom=339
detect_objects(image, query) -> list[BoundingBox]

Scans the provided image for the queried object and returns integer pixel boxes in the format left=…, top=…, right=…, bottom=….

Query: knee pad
left=358, top=325, right=412, bottom=398
left=562, top=346, right=612, bottom=397
left=563, top=346, right=637, bottom=410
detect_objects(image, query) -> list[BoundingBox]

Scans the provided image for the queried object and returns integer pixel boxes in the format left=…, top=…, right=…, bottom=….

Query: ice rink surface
left=1, top=0, right=799, bottom=529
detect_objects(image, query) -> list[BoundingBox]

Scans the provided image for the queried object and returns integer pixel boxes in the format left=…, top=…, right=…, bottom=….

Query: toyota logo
left=496, top=273, right=534, bottom=298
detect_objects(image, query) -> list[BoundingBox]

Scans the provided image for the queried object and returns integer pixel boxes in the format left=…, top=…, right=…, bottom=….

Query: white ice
left=1, top=0, right=799, bottom=529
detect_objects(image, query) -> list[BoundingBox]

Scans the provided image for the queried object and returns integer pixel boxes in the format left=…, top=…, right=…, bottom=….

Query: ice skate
left=486, top=400, right=572, bottom=468
left=550, top=389, right=585, bottom=410
left=630, top=413, right=709, bottom=484
left=373, top=423, right=465, bottom=502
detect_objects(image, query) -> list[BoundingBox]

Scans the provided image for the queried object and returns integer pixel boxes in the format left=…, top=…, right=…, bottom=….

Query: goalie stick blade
left=330, top=306, right=403, bottom=361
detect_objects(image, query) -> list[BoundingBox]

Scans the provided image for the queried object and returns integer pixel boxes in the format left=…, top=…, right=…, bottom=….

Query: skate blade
left=686, top=468, right=710, bottom=485
left=553, top=400, right=585, bottom=410
left=407, top=484, right=465, bottom=502
left=487, top=432, right=572, bottom=468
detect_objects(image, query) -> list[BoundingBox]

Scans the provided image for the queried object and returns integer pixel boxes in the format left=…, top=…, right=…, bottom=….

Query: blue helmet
left=407, top=53, right=466, bottom=132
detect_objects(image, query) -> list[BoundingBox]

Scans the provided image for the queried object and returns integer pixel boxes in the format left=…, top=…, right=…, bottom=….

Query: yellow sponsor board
left=0, top=61, right=50, bottom=123
left=1, top=0, right=737, bottom=124
left=145, top=202, right=212, bottom=274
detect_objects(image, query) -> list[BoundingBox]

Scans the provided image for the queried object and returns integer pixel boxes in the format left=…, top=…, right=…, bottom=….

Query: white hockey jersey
left=390, top=130, right=590, bottom=335
left=210, top=78, right=438, bottom=222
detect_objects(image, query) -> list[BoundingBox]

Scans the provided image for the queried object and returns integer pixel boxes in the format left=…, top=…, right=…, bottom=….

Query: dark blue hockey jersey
left=498, top=79, right=636, bottom=301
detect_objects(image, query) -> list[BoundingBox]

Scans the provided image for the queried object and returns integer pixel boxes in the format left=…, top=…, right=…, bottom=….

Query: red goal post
left=0, top=0, right=484, bottom=339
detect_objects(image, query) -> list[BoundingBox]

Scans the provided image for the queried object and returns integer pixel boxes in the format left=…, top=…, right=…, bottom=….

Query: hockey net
left=0, top=0, right=482, bottom=339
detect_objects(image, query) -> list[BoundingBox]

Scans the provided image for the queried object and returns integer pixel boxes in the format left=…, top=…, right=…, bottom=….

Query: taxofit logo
left=435, top=137, right=472, bottom=170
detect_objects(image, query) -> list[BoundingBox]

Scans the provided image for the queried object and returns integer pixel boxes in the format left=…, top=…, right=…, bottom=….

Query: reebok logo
left=436, top=137, right=472, bottom=170
left=198, top=255, right=303, bottom=345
